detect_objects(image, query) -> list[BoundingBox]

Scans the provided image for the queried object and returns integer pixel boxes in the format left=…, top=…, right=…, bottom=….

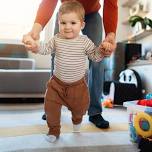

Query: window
left=0, top=0, right=42, bottom=42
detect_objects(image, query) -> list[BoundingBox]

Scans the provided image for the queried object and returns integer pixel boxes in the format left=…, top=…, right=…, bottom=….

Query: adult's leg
left=82, top=12, right=109, bottom=128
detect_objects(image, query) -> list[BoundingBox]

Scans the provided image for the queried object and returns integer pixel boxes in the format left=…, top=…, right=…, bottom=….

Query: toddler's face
left=58, top=12, right=84, bottom=39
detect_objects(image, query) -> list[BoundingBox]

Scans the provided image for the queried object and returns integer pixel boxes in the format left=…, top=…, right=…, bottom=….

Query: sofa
left=0, top=43, right=50, bottom=99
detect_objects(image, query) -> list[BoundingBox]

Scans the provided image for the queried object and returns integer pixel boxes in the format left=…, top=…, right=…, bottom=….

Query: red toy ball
left=137, top=99, right=152, bottom=107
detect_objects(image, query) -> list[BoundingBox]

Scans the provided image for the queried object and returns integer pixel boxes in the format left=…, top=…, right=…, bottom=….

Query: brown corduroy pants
left=44, top=75, right=90, bottom=137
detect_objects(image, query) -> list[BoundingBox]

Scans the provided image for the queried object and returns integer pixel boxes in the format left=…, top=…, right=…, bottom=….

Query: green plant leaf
left=144, top=17, right=152, bottom=28
left=128, top=15, right=152, bottom=29
left=129, top=15, right=144, bottom=27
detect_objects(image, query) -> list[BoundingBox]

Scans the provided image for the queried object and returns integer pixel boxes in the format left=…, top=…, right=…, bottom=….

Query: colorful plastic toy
left=101, top=99, right=113, bottom=108
left=137, top=99, right=152, bottom=107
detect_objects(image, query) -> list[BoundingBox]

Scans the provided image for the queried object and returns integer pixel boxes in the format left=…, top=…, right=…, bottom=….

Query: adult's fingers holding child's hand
left=24, top=44, right=38, bottom=53
left=103, top=39, right=117, bottom=54
left=105, top=33, right=117, bottom=50
left=100, top=42, right=113, bottom=56
left=25, top=41, right=38, bottom=53
left=22, top=34, right=38, bottom=52
left=22, top=34, right=33, bottom=44
left=100, top=33, right=117, bottom=57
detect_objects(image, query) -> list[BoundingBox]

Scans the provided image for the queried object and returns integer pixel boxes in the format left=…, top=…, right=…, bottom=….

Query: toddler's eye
left=71, top=22, right=76, bottom=25
left=60, top=22, right=66, bottom=25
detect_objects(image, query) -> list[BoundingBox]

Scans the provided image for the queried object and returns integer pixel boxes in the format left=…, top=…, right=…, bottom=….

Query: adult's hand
left=22, top=23, right=42, bottom=42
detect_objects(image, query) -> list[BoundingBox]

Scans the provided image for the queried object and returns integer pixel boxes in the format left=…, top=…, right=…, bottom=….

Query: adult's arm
left=23, top=0, right=58, bottom=45
left=23, top=0, right=58, bottom=40
left=34, top=0, right=58, bottom=28
left=103, top=0, right=118, bottom=35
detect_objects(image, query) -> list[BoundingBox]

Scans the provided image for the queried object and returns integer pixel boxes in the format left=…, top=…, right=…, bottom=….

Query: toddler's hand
left=22, top=34, right=39, bottom=53
left=103, top=32, right=117, bottom=54
left=100, top=41, right=113, bottom=57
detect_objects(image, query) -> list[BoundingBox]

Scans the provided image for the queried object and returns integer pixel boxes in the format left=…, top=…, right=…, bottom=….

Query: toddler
left=23, top=0, right=113, bottom=143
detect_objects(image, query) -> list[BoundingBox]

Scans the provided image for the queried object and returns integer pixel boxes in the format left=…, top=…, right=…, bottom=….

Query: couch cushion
left=0, top=57, right=35, bottom=69
left=0, top=69, right=50, bottom=95
left=0, top=43, right=28, bottom=58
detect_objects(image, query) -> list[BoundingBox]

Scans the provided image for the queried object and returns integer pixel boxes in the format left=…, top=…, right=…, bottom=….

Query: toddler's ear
left=81, top=21, right=85, bottom=30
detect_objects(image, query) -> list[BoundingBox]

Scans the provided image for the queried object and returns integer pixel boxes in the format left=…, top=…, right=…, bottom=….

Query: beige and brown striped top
left=39, top=34, right=104, bottom=83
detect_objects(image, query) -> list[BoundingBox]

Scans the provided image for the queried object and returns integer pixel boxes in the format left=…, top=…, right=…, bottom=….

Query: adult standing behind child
left=22, top=0, right=118, bottom=129
left=23, top=1, right=115, bottom=142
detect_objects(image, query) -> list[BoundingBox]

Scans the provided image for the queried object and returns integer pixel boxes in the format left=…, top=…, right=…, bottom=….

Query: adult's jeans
left=82, top=12, right=105, bottom=116
left=53, top=12, right=106, bottom=116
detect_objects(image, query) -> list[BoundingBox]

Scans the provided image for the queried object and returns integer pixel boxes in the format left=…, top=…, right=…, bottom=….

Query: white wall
left=117, top=0, right=152, bottom=43
left=116, top=0, right=131, bottom=42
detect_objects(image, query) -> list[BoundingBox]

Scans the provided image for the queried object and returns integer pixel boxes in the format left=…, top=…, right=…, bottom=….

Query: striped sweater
left=39, top=34, right=104, bottom=83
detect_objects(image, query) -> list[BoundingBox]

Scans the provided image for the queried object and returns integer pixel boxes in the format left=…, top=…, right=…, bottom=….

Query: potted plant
left=129, top=15, right=152, bottom=30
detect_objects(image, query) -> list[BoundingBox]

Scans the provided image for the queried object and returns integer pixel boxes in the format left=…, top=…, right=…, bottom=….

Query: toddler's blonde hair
left=59, top=0, right=85, bottom=22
